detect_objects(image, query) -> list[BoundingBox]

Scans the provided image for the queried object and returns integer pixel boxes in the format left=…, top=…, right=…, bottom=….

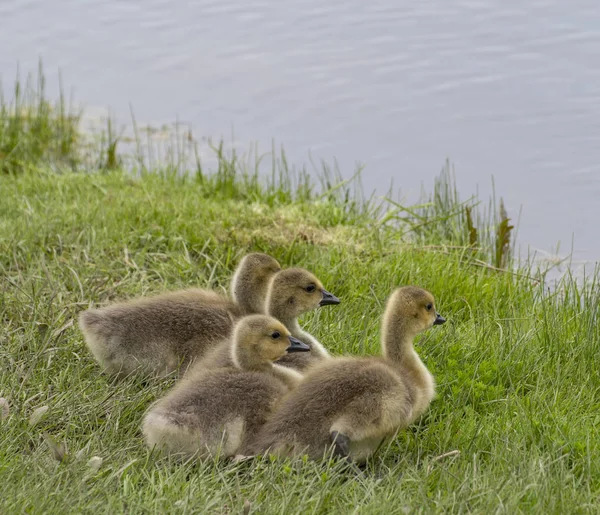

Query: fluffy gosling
left=78, top=252, right=281, bottom=377
left=142, top=315, right=309, bottom=459
left=242, top=286, right=445, bottom=463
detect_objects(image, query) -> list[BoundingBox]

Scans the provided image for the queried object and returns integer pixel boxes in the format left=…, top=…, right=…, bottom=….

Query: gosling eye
left=271, top=331, right=281, bottom=340
left=305, top=284, right=316, bottom=293
left=425, top=303, right=433, bottom=312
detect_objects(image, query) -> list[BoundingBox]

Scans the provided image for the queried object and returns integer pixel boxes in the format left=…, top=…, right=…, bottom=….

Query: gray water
left=2, top=0, right=599, bottom=268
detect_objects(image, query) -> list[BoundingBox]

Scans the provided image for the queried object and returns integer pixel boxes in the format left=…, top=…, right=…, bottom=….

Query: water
left=2, top=0, right=599, bottom=268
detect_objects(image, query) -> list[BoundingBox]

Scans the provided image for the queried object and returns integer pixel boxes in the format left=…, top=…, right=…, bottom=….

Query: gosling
left=266, top=268, right=340, bottom=371
left=142, top=315, right=310, bottom=459
left=78, top=252, right=281, bottom=377
left=193, top=268, right=340, bottom=373
left=242, top=286, right=446, bottom=463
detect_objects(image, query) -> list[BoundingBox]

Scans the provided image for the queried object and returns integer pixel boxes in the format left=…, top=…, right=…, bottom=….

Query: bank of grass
left=1, top=76, right=599, bottom=514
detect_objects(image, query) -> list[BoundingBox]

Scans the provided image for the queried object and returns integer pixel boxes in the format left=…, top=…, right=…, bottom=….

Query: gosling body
left=79, top=253, right=281, bottom=377
left=142, top=315, right=309, bottom=459
left=243, top=286, right=446, bottom=463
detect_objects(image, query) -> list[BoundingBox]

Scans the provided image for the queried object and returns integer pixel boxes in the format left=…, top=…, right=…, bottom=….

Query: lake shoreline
left=2, top=74, right=599, bottom=511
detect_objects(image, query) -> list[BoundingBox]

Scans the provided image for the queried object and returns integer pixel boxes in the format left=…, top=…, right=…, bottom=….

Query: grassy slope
left=0, top=168, right=599, bottom=514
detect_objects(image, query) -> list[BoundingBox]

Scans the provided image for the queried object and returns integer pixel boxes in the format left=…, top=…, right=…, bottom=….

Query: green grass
left=1, top=73, right=599, bottom=514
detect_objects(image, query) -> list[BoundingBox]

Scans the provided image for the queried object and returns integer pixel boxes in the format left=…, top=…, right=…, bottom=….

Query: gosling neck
left=267, top=303, right=302, bottom=335
left=234, top=290, right=264, bottom=316
left=380, top=314, right=418, bottom=366
left=231, top=274, right=265, bottom=316
left=231, top=344, right=271, bottom=372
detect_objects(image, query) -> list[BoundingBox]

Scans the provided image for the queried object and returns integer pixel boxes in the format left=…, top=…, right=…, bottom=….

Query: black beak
left=433, top=313, right=446, bottom=325
left=319, top=289, right=341, bottom=307
left=286, top=335, right=311, bottom=353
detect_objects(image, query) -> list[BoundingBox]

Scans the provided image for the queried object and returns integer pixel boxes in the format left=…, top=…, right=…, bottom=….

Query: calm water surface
left=2, top=0, right=599, bottom=266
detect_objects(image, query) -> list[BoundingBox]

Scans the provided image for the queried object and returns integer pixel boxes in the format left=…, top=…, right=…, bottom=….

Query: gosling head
left=389, top=286, right=446, bottom=337
left=231, top=314, right=310, bottom=370
left=266, top=268, right=341, bottom=321
left=231, top=253, right=282, bottom=314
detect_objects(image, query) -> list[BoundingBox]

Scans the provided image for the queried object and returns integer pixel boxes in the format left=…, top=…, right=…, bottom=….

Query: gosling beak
left=319, top=289, right=341, bottom=307
left=286, top=335, right=311, bottom=353
left=433, top=313, right=446, bottom=325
